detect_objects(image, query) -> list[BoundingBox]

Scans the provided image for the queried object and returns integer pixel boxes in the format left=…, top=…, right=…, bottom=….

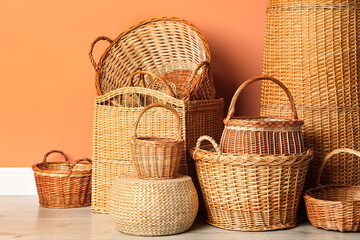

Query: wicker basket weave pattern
left=304, top=148, right=360, bottom=232
left=191, top=136, right=313, bottom=231
left=221, top=76, right=304, bottom=155
left=109, top=174, right=198, bottom=236
left=92, top=87, right=224, bottom=213
left=89, top=17, right=215, bottom=100
left=32, top=150, right=92, bottom=208
left=261, top=0, right=360, bottom=188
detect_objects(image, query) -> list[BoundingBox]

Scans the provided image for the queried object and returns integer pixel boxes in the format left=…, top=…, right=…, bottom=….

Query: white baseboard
left=0, top=167, right=37, bottom=195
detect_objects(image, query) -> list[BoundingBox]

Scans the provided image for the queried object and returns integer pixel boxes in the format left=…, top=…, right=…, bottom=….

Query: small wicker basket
left=304, top=148, right=360, bottom=232
left=131, top=103, right=184, bottom=179
left=220, top=76, right=304, bottom=154
left=32, top=150, right=92, bottom=208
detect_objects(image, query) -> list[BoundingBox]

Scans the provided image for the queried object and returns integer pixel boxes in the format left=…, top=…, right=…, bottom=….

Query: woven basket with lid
left=131, top=103, right=184, bottom=179
left=220, top=76, right=304, bottom=154
left=89, top=17, right=215, bottom=100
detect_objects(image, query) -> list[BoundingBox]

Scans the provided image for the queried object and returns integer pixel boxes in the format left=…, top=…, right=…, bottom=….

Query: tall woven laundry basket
left=261, top=0, right=360, bottom=187
left=92, top=87, right=224, bottom=213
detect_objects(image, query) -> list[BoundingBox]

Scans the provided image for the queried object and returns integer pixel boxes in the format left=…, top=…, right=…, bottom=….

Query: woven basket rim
left=191, top=148, right=313, bottom=166
left=304, top=184, right=360, bottom=204
left=31, top=162, right=92, bottom=176
left=225, top=116, right=304, bottom=127
left=132, top=136, right=184, bottom=144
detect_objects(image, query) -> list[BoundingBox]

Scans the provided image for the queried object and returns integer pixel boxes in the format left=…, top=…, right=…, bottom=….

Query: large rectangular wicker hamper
left=92, top=87, right=224, bottom=213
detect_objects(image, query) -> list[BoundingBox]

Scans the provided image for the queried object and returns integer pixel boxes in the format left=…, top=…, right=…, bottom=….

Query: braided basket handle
left=42, top=150, right=69, bottom=164
left=316, top=148, right=360, bottom=186
left=89, top=36, right=113, bottom=70
left=224, top=76, right=298, bottom=125
left=193, top=135, right=221, bottom=160
left=67, top=158, right=92, bottom=177
left=133, top=103, right=182, bottom=140
left=182, top=61, right=211, bottom=100
left=129, top=70, right=176, bottom=98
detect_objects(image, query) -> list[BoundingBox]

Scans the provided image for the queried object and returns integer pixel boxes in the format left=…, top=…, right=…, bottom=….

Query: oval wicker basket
left=192, top=136, right=313, bottom=231
left=89, top=17, right=215, bottom=100
left=109, top=174, right=198, bottom=236
left=220, top=76, right=304, bottom=154
left=32, top=150, right=92, bottom=208
left=131, top=103, right=184, bottom=179
left=304, top=148, right=360, bottom=232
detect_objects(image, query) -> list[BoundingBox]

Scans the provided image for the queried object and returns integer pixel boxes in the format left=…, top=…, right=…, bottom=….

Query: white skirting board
left=0, top=167, right=37, bottom=195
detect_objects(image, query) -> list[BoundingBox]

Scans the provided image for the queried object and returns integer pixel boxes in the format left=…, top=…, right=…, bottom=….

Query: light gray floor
left=0, top=196, right=359, bottom=240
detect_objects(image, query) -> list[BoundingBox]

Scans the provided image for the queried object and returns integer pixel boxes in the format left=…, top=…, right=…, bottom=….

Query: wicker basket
left=191, top=136, right=313, bottom=231
left=220, top=76, right=304, bottom=154
left=304, top=148, right=360, bottom=232
left=261, top=0, right=360, bottom=188
left=32, top=150, right=92, bottom=208
left=92, top=87, right=224, bottom=213
left=89, top=17, right=215, bottom=100
left=131, top=103, right=184, bottom=179
left=109, top=174, right=198, bottom=236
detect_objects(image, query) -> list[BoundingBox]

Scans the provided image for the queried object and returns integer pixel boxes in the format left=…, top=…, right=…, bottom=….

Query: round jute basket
left=192, top=136, right=313, bottom=231
left=304, top=148, right=360, bottom=232
left=109, top=174, right=198, bottom=236
left=32, top=150, right=92, bottom=208
left=89, top=17, right=215, bottom=100
left=131, top=103, right=184, bottom=179
left=220, top=76, right=304, bottom=155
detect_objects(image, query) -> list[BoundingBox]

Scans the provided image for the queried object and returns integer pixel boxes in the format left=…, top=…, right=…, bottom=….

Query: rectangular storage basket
left=92, top=87, right=224, bottom=213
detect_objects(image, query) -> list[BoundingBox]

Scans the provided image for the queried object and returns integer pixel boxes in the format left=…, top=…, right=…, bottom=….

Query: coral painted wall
left=0, top=0, right=266, bottom=167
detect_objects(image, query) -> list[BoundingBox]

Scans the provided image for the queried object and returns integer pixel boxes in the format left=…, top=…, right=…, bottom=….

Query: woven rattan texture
left=131, top=103, right=184, bottom=179
left=32, top=150, right=92, bottom=208
left=109, top=174, right=198, bottom=236
left=89, top=17, right=215, bottom=100
left=304, top=148, right=360, bottom=232
left=261, top=0, right=360, bottom=188
left=92, top=87, right=224, bottom=213
left=191, top=136, right=313, bottom=231
left=221, top=76, right=304, bottom=155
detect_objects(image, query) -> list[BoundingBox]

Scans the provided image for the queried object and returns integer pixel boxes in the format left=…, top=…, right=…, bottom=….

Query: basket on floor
left=109, top=174, right=198, bottom=236
left=220, top=76, right=304, bottom=154
left=304, top=148, right=360, bottom=232
left=131, top=103, right=184, bottom=179
left=192, top=136, right=313, bottom=231
left=32, top=150, right=92, bottom=208
left=89, top=17, right=215, bottom=100
left=92, top=87, right=224, bottom=213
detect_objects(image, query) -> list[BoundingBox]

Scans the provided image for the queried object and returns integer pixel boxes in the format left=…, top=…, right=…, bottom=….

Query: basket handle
left=133, top=103, right=182, bottom=140
left=42, top=150, right=69, bottom=164
left=192, top=135, right=221, bottom=160
left=67, top=158, right=92, bottom=177
left=181, top=61, right=211, bottom=100
left=129, top=70, right=176, bottom=98
left=224, top=76, right=298, bottom=125
left=89, top=36, right=113, bottom=70
left=316, top=148, right=360, bottom=186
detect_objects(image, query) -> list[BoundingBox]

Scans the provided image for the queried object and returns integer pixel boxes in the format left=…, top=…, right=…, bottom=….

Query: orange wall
left=0, top=0, right=266, bottom=167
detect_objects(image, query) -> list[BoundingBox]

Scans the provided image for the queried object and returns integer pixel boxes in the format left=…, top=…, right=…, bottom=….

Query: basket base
left=207, top=220, right=296, bottom=232
left=39, top=202, right=91, bottom=209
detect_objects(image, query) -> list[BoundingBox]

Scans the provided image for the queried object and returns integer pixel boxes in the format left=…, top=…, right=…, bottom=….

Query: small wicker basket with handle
left=32, top=150, right=92, bottom=208
left=304, top=148, right=360, bottom=232
left=220, top=76, right=304, bottom=154
left=131, top=103, right=184, bottom=179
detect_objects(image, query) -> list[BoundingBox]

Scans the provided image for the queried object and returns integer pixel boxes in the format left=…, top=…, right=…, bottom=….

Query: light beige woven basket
left=131, top=103, right=184, bottom=179
left=191, top=136, right=313, bottom=231
left=109, top=174, right=198, bottom=236
left=89, top=17, right=216, bottom=100
left=92, top=87, right=224, bottom=213
left=261, top=0, right=360, bottom=188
